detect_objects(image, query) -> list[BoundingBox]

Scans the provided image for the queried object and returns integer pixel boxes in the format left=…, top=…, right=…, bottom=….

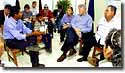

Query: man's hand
left=76, top=31, right=81, bottom=37
left=32, top=31, right=45, bottom=36
left=26, top=31, right=45, bottom=37
left=74, top=28, right=80, bottom=33
left=43, top=17, right=48, bottom=20
left=103, top=46, right=113, bottom=59
left=74, top=28, right=81, bottom=37
left=51, top=18, right=55, bottom=24
left=63, top=24, right=69, bottom=29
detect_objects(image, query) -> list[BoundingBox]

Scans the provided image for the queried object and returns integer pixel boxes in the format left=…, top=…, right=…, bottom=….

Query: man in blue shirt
left=57, top=6, right=77, bottom=62
left=73, top=4, right=95, bottom=62
left=57, top=4, right=95, bottom=62
left=60, top=6, right=74, bottom=44
left=3, top=6, right=45, bottom=67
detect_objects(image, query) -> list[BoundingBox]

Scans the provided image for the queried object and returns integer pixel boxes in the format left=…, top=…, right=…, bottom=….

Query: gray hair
left=78, top=4, right=86, bottom=9
left=44, top=4, right=48, bottom=7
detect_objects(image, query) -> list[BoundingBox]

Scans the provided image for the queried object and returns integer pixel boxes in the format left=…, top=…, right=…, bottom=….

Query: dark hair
left=10, top=6, right=20, bottom=17
left=4, top=4, right=11, bottom=9
left=0, top=16, right=4, bottom=25
left=24, top=4, right=30, bottom=9
left=108, top=5, right=117, bottom=15
left=32, top=1, right=36, bottom=4
left=67, top=6, right=73, bottom=14
left=57, top=5, right=63, bottom=9
left=36, top=14, right=41, bottom=18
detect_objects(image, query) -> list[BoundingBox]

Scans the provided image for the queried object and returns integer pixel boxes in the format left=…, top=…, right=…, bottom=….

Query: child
left=34, top=14, right=52, bottom=53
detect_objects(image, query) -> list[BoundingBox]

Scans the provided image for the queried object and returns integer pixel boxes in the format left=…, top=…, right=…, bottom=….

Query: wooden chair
left=4, top=41, right=28, bottom=66
left=92, top=46, right=103, bottom=58
left=6, top=48, right=20, bottom=66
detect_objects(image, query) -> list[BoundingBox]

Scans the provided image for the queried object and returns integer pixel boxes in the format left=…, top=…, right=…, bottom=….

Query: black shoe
left=100, top=53, right=105, bottom=61
left=32, top=64, right=45, bottom=67
left=77, top=57, right=87, bottom=62
left=68, top=49, right=76, bottom=57
left=46, top=48, right=52, bottom=53
left=57, top=54, right=66, bottom=62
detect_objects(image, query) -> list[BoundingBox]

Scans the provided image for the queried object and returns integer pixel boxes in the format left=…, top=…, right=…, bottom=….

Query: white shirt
left=4, top=13, right=9, bottom=20
left=95, top=17, right=121, bottom=45
left=31, top=7, right=39, bottom=16
left=34, top=21, right=47, bottom=32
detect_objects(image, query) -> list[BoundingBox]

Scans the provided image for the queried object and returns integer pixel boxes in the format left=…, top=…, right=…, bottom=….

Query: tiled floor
left=1, top=32, right=113, bottom=67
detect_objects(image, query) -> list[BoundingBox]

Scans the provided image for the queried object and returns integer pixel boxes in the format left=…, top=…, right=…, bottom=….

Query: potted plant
left=57, top=0, right=71, bottom=13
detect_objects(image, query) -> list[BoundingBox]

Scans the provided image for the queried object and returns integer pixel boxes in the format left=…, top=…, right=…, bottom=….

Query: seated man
left=3, top=6, right=45, bottom=67
left=34, top=14, right=51, bottom=53
left=0, top=4, right=11, bottom=32
left=31, top=1, right=38, bottom=16
left=71, top=4, right=94, bottom=62
left=40, top=4, right=55, bottom=38
left=59, top=6, right=74, bottom=44
left=22, top=4, right=33, bottom=19
left=88, top=5, right=121, bottom=67
left=53, top=5, right=65, bottom=33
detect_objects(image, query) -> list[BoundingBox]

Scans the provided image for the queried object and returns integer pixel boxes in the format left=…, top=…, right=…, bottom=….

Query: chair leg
left=92, top=47, right=96, bottom=58
left=12, top=52, right=18, bottom=66
left=7, top=52, right=11, bottom=61
left=92, top=46, right=103, bottom=57
left=12, top=49, right=20, bottom=66
left=6, top=47, right=12, bottom=61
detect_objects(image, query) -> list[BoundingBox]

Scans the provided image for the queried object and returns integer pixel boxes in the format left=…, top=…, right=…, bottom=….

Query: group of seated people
left=0, top=1, right=54, bottom=67
left=57, top=4, right=121, bottom=67
left=0, top=1, right=121, bottom=67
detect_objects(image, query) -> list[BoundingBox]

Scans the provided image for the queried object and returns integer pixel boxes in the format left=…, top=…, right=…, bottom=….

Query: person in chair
left=3, top=6, right=45, bottom=67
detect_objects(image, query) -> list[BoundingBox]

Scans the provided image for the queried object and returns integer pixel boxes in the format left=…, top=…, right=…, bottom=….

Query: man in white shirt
left=31, top=1, right=38, bottom=16
left=95, top=16, right=121, bottom=46
left=88, top=5, right=121, bottom=67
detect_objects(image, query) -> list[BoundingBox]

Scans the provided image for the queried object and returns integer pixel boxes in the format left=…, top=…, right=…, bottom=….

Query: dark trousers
left=60, top=26, right=66, bottom=42
left=6, top=39, right=39, bottom=66
left=54, top=21, right=60, bottom=33
left=80, top=32, right=96, bottom=58
left=61, top=27, right=79, bottom=54
left=42, top=34, right=51, bottom=50
left=47, top=22, right=54, bottom=38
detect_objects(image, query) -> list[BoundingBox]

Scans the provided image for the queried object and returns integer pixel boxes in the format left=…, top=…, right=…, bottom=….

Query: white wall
left=0, top=0, right=16, bottom=10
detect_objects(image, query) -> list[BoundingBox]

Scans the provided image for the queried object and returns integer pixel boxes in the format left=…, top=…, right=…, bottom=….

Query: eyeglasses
left=44, top=7, right=48, bottom=9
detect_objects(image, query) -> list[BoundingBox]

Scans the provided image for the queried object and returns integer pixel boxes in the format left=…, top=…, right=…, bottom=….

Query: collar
left=104, top=16, right=116, bottom=23
left=10, top=17, right=18, bottom=24
left=79, top=13, right=87, bottom=16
